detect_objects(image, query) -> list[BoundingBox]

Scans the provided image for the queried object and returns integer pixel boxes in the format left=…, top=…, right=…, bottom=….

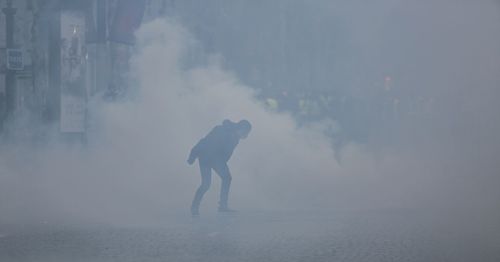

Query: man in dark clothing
left=187, top=119, right=252, bottom=216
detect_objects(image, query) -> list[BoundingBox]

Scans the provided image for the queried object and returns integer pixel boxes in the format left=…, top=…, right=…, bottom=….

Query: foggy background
left=0, top=0, right=499, bottom=254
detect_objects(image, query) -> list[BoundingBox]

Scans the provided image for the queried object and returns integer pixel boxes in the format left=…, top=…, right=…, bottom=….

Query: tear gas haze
left=0, top=1, right=499, bottom=260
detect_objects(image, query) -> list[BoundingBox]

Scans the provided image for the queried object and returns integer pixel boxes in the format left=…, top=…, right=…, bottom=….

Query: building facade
left=0, top=0, right=152, bottom=142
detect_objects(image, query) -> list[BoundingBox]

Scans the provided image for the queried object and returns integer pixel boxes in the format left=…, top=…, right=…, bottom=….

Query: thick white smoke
left=1, top=19, right=353, bottom=225
left=1, top=1, right=499, bottom=240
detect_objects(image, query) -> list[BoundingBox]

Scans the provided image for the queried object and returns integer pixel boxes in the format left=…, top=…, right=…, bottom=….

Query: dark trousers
left=191, top=160, right=232, bottom=212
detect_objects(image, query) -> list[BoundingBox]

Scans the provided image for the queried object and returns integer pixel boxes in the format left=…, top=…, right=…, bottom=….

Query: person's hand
left=187, top=157, right=195, bottom=165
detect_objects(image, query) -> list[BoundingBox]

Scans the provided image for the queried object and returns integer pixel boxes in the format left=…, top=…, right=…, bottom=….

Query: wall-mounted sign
left=60, top=94, right=86, bottom=133
left=60, top=11, right=87, bottom=133
left=6, top=49, right=23, bottom=70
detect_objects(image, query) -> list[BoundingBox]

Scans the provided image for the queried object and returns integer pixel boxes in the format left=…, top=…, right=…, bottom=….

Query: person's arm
left=187, top=138, right=205, bottom=165
left=187, top=125, right=221, bottom=164
left=187, top=143, right=199, bottom=165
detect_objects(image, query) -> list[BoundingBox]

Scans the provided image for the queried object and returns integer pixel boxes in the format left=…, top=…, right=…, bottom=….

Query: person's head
left=236, top=119, right=252, bottom=139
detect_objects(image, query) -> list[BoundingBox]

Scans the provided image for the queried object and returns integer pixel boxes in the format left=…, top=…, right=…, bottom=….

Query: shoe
left=218, top=207, right=237, bottom=213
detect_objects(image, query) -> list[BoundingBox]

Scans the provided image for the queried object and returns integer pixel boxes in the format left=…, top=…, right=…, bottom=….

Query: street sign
left=6, top=49, right=23, bottom=70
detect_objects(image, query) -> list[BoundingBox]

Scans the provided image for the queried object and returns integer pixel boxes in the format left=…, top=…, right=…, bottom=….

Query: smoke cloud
left=1, top=19, right=343, bottom=225
left=0, top=2, right=499, bottom=244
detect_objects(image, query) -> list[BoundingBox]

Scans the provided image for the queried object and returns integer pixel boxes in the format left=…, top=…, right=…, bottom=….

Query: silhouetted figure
left=187, top=119, right=252, bottom=216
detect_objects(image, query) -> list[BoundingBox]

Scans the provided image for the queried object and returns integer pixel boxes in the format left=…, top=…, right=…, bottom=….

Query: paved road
left=1, top=209, right=498, bottom=262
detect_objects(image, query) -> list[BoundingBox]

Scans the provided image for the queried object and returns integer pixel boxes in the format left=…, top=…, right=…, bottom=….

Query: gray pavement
left=1, top=209, right=499, bottom=262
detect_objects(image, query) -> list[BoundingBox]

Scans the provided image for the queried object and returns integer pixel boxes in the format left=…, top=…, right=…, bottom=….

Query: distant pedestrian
left=187, top=119, right=252, bottom=216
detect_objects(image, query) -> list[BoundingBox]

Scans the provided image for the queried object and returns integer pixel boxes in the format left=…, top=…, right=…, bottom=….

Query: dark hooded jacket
left=188, top=120, right=241, bottom=165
